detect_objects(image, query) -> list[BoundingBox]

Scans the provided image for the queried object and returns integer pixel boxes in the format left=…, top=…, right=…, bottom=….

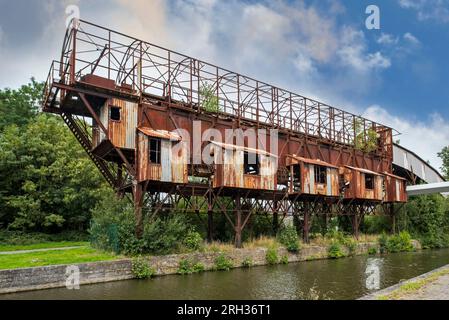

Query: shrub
left=177, top=258, right=194, bottom=275
left=342, top=237, right=357, bottom=255
left=328, top=242, right=345, bottom=259
left=192, top=262, right=205, bottom=273
left=368, top=247, right=377, bottom=255
left=183, top=230, right=203, bottom=251
left=266, top=247, right=279, bottom=265
left=280, top=255, right=289, bottom=264
left=378, top=231, right=414, bottom=253
left=277, top=226, right=300, bottom=252
left=214, top=253, right=233, bottom=271
left=131, top=256, right=155, bottom=279
left=241, top=257, right=254, bottom=268
left=177, top=259, right=205, bottom=274
left=378, top=232, right=388, bottom=253
left=90, top=194, right=189, bottom=255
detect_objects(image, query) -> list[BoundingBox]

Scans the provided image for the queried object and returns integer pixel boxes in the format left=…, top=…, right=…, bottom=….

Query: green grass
left=0, top=241, right=89, bottom=252
left=0, top=247, right=118, bottom=270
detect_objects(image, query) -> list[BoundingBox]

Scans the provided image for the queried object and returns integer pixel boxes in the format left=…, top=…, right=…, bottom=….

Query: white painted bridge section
left=406, top=182, right=449, bottom=196
left=393, top=143, right=445, bottom=184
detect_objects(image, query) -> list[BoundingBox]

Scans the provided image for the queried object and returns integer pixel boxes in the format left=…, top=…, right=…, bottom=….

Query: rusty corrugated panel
left=137, top=131, right=148, bottom=182
left=161, top=139, right=172, bottom=182
left=244, top=175, right=260, bottom=189
left=125, top=100, right=138, bottom=149
left=148, top=164, right=162, bottom=181
left=171, top=141, right=188, bottom=183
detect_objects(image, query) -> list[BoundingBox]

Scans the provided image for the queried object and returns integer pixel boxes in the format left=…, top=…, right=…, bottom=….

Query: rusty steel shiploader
left=41, top=19, right=408, bottom=247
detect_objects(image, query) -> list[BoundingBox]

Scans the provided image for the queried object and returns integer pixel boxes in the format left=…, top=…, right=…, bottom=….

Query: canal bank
left=3, top=246, right=449, bottom=300
left=0, top=240, right=420, bottom=295
left=360, top=263, right=449, bottom=300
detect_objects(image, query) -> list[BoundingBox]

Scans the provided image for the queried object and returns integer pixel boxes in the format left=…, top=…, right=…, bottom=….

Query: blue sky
left=0, top=0, right=448, bottom=170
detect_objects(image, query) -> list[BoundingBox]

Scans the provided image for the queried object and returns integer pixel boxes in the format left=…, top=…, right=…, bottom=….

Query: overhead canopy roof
left=138, top=127, right=182, bottom=141
left=344, top=165, right=383, bottom=176
left=287, top=155, right=338, bottom=169
left=383, top=172, right=407, bottom=181
left=209, top=141, right=278, bottom=158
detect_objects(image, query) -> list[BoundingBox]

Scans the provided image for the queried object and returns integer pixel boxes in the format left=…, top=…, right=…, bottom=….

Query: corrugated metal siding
left=214, top=148, right=276, bottom=190
left=171, top=141, right=188, bottom=184
left=137, top=132, right=187, bottom=183
left=108, top=99, right=138, bottom=149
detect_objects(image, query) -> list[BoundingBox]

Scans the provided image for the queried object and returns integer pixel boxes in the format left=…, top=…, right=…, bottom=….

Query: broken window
left=314, top=165, right=327, bottom=184
left=365, top=174, right=374, bottom=190
left=244, top=152, right=260, bottom=175
left=149, top=138, right=161, bottom=164
left=110, top=106, right=121, bottom=121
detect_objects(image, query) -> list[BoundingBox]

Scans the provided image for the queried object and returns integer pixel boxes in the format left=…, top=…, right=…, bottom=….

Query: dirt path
left=0, top=246, right=87, bottom=255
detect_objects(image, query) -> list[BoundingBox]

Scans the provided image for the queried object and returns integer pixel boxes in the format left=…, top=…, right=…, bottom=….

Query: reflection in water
left=2, top=248, right=449, bottom=300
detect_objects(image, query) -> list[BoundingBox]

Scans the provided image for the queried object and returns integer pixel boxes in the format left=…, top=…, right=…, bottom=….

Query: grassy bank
left=0, top=247, right=118, bottom=270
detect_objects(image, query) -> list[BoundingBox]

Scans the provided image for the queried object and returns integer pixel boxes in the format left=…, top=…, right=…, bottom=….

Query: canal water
left=3, top=248, right=449, bottom=300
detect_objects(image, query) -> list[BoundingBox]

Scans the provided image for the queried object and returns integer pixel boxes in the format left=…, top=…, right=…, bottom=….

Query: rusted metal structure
left=42, top=20, right=409, bottom=247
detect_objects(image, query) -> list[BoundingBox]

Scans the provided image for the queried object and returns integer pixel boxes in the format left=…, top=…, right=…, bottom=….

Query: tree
left=200, top=84, right=220, bottom=113
left=0, top=114, right=108, bottom=232
left=353, top=119, right=379, bottom=153
left=438, top=146, right=449, bottom=179
left=0, top=78, right=43, bottom=131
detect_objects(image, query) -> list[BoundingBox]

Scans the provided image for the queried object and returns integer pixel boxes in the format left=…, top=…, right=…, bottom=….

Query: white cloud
left=399, top=0, right=449, bottom=23
left=377, top=33, right=399, bottom=45
left=363, top=105, right=448, bottom=171
left=403, top=32, right=421, bottom=45
left=338, top=27, right=391, bottom=72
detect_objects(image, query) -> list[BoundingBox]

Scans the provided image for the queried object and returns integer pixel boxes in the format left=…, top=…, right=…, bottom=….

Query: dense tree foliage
left=438, top=146, right=449, bottom=179
left=0, top=79, right=43, bottom=131
left=0, top=80, right=107, bottom=233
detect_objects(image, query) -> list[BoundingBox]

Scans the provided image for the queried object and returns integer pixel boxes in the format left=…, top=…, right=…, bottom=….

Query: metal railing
left=44, top=19, right=393, bottom=157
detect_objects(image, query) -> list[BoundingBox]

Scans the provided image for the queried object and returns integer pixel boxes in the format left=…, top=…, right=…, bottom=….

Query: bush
left=241, top=257, right=254, bottom=268
left=183, top=230, right=203, bottom=251
left=131, top=256, right=155, bottom=279
left=342, top=237, right=357, bottom=255
left=280, top=255, right=289, bottom=264
left=177, top=259, right=205, bottom=274
left=192, top=262, right=205, bottom=273
left=214, top=253, right=233, bottom=271
left=277, top=226, right=300, bottom=252
left=266, top=247, right=279, bottom=265
left=177, top=259, right=193, bottom=275
left=378, top=231, right=414, bottom=253
left=89, top=194, right=189, bottom=255
left=328, top=242, right=345, bottom=259
left=368, top=247, right=377, bottom=255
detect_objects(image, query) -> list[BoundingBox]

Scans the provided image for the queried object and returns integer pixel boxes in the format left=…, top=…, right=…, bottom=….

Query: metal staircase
left=60, top=112, right=118, bottom=188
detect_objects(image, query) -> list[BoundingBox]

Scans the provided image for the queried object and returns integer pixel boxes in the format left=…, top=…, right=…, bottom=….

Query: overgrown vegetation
left=241, top=257, right=254, bottom=268
left=277, top=226, right=300, bottom=252
left=214, top=253, right=233, bottom=271
left=200, top=84, right=220, bottom=113
left=265, top=247, right=279, bottom=265
left=328, top=242, right=345, bottom=259
left=378, top=231, right=414, bottom=253
left=131, top=256, right=155, bottom=279
left=353, top=119, right=379, bottom=153
left=177, top=258, right=205, bottom=275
